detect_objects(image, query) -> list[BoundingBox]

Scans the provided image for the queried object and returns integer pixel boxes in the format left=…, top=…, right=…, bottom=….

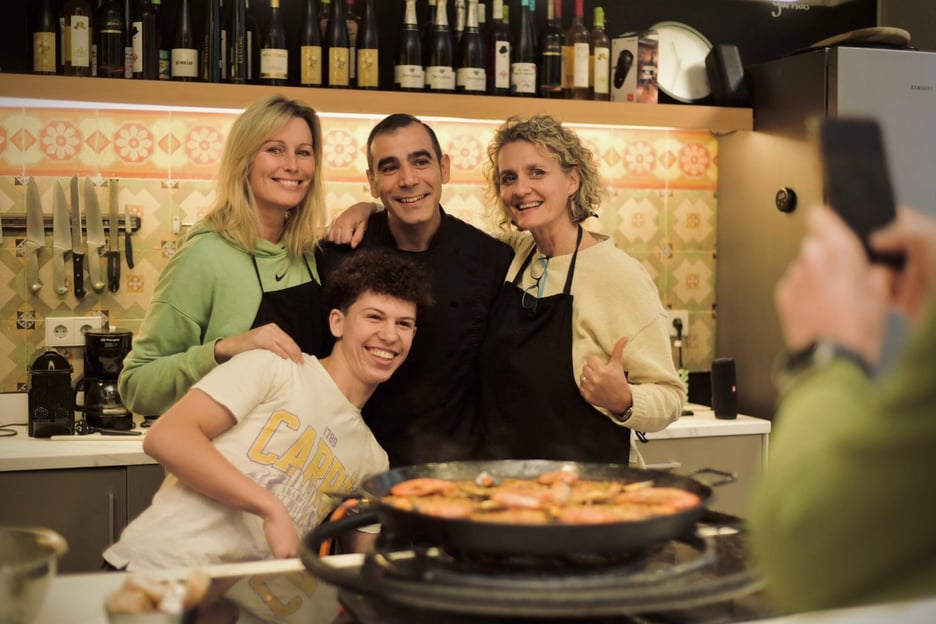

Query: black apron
left=478, top=227, right=631, bottom=463
left=251, top=255, right=328, bottom=358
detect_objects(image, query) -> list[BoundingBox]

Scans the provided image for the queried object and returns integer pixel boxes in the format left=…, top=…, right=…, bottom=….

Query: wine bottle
left=426, top=0, right=455, bottom=93
left=422, top=0, right=436, bottom=69
left=589, top=6, right=610, bottom=101
left=259, top=0, right=287, bottom=85
left=324, top=0, right=349, bottom=87
left=346, top=0, right=359, bottom=86
left=485, top=0, right=508, bottom=95
left=228, top=0, right=248, bottom=84
left=201, top=0, right=222, bottom=81
left=456, top=0, right=484, bottom=94
left=131, top=0, right=159, bottom=79
left=123, top=0, right=133, bottom=77
left=453, top=0, right=466, bottom=50
left=152, top=0, right=168, bottom=80
left=95, top=0, right=125, bottom=78
left=300, top=0, right=322, bottom=87
left=245, top=0, right=260, bottom=83
left=477, top=2, right=485, bottom=31
left=320, top=0, right=330, bottom=36
left=33, top=0, right=58, bottom=75
left=395, top=0, right=424, bottom=92
left=171, top=0, right=197, bottom=81
left=538, top=0, right=562, bottom=98
left=356, top=0, right=378, bottom=89
left=63, top=0, right=93, bottom=76
left=564, top=0, right=589, bottom=99
left=510, top=0, right=535, bottom=97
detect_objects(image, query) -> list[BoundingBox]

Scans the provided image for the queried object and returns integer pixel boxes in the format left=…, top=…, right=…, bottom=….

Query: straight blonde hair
left=202, top=95, right=326, bottom=257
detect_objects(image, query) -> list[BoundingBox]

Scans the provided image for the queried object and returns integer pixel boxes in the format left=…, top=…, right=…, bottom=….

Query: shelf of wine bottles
left=14, top=1, right=752, bottom=131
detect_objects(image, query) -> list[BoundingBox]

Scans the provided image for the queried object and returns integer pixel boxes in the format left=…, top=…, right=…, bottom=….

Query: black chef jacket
left=316, top=208, right=513, bottom=467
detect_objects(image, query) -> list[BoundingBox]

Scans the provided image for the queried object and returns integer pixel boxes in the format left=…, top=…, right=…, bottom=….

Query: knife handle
left=73, top=252, right=86, bottom=299
left=125, top=230, right=134, bottom=269
left=108, top=251, right=121, bottom=292
left=88, top=247, right=105, bottom=292
left=53, top=251, right=67, bottom=295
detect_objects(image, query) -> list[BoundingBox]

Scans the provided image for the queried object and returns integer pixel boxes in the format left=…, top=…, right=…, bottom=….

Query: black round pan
left=356, top=459, right=733, bottom=556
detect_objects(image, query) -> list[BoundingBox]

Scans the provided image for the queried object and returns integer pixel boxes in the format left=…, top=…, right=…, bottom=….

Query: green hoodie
left=117, top=223, right=320, bottom=417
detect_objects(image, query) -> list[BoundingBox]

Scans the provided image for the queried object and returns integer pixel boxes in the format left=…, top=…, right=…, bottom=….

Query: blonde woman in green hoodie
left=119, top=95, right=328, bottom=418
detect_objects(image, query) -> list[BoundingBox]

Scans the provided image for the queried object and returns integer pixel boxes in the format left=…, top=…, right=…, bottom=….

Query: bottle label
left=511, top=62, right=536, bottom=94
left=159, top=49, right=170, bottom=80
left=426, top=66, right=455, bottom=91
left=573, top=42, right=589, bottom=88
left=301, top=45, right=323, bottom=86
left=260, top=48, right=288, bottom=80
left=357, top=49, right=379, bottom=88
left=68, top=15, right=91, bottom=68
left=328, top=47, right=350, bottom=86
left=132, top=20, right=143, bottom=72
left=171, top=49, right=199, bottom=79
left=593, top=46, right=610, bottom=95
left=395, top=64, right=425, bottom=89
left=34, top=32, right=56, bottom=73
left=494, top=39, right=510, bottom=89
left=456, top=67, right=486, bottom=92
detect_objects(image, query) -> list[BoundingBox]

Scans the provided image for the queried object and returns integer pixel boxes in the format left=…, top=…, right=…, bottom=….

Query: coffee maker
left=74, top=329, right=134, bottom=431
left=28, top=350, right=75, bottom=437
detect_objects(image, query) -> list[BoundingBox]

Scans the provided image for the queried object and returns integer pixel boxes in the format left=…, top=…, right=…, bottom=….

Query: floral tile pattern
left=0, top=104, right=719, bottom=392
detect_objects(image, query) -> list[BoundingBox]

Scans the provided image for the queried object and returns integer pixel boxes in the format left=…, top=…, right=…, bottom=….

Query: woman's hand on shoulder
left=325, top=202, right=380, bottom=248
left=214, top=323, right=303, bottom=364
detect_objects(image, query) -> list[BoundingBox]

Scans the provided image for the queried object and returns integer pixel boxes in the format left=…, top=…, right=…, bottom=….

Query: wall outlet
left=45, top=315, right=104, bottom=347
left=667, top=310, right=690, bottom=338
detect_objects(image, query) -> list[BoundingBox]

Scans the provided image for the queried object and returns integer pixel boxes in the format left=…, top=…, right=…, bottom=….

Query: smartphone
left=817, top=117, right=905, bottom=269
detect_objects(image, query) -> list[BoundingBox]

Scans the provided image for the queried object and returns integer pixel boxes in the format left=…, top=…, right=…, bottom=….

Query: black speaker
left=711, top=358, right=738, bottom=420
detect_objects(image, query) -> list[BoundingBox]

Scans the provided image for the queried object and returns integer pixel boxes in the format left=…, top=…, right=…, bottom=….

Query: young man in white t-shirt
left=104, top=249, right=434, bottom=571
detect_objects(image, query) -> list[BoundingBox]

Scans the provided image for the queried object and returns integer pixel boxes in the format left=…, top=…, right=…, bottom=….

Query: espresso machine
left=74, top=329, right=134, bottom=431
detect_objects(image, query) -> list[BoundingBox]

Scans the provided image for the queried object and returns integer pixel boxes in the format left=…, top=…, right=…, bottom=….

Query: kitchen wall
left=0, top=103, right=719, bottom=393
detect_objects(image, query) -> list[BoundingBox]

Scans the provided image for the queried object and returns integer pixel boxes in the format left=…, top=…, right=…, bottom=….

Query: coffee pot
left=74, top=329, right=134, bottom=431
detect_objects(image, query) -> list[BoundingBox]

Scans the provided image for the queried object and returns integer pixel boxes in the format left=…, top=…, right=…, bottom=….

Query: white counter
left=643, top=403, right=771, bottom=439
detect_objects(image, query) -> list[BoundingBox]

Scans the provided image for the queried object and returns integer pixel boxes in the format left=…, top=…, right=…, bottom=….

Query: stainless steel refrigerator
left=716, top=46, right=936, bottom=419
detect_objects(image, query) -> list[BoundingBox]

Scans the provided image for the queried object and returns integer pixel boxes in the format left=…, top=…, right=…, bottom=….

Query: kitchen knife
left=124, top=204, right=134, bottom=269
left=25, top=178, right=44, bottom=294
left=84, top=178, right=107, bottom=293
left=107, top=179, right=120, bottom=292
left=70, top=175, right=85, bottom=299
left=51, top=180, right=71, bottom=295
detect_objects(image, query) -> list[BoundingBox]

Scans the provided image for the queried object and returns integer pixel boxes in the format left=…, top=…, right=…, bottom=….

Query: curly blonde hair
left=202, top=95, right=326, bottom=257
left=483, top=115, right=603, bottom=230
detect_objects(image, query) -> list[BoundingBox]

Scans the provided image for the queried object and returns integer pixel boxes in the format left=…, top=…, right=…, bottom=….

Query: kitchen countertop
left=642, top=404, right=771, bottom=439
left=33, top=557, right=936, bottom=624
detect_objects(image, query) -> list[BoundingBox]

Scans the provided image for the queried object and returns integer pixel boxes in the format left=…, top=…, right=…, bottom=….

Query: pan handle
left=686, top=467, right=737, bottom=487
left=299, top=508, right=381, bottom=594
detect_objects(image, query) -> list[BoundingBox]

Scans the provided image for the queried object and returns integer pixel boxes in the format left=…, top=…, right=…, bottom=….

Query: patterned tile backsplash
left=0, top=104, right=718, bottom=393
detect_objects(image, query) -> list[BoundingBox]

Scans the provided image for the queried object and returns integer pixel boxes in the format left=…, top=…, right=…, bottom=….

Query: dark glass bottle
left=171, top=0, right=197, bottom=81
left=131, top=0, right=158, bottom=79
left=152, top=0, right=168, bottom=79
left=538, top=0, right=563, bottom=98
left=426, top=0, right=454, bottom=93
left=485, top=0, right=508, bottom=95
left=33, top=0, right=59, bottom=75
left=510, top=0, right=535, bottom=97
left=453, top=0, right=465, bottom=50
left=299, top=0, right=322, bottom=87
left=228, top=0, right=248, bottom=84
left=564, top=0, right=589, bottom=99
left=456, top=0, right=484, bottom=94
left=201, top=0, right=222, bottom=81
left=123, top=0, right=133, bottom=77
left=356, top=0, right=378, bottom=89
left=589, top=6, right=611, bottom=100
left=395, top=0, right=423, bottom=92
left=259, top=0, right=287, bottom=85
left=63, top=0, right=93, bottom=76
left=245, top=0, right=260, bottom=83
left=95, top=0, right=125, bottom=78
left=324, top=0, right=349, bottom=87
left=421, top=0, right=436, bottom=69
left=345, top=0, right=359, bottom=86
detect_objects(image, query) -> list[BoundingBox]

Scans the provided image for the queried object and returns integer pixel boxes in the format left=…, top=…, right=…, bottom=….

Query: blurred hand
left=214, top=323, right=303, bottom=364
left=580, top=337, right=633, bottom=415
left=870, top=205, right=936, bottom=324
left=325, top=202, right=378, bottom=248
left=774, top=206, right=891, bottom=367
left=263, top=502, right=300, bottom=559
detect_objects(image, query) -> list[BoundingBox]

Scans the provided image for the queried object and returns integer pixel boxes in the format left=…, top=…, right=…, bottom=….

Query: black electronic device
left=28, top=350, right=75, bottom=437
left=817, top=117, right=905, bottom=269
left=710, top=357, right=737, bottom=420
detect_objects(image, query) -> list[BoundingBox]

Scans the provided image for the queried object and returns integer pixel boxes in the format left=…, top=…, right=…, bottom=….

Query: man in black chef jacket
left=317, top=113, right=513, bottom=467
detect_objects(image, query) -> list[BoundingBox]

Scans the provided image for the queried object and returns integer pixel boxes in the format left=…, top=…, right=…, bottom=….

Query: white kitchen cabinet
left=633, top=407, right=770, bottom=517
left=0, top=464, right=164, bottom=573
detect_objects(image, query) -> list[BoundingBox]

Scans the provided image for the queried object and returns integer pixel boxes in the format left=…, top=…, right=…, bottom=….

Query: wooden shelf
left=0, top=73, right=752, bottom=132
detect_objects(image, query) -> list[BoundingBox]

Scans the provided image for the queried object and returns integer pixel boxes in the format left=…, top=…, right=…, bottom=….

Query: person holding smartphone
left=747, top=204, right=936, bottom=612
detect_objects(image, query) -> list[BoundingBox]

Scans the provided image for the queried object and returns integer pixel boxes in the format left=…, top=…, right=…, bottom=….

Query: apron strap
left=562, top=226, right=584, bottom=295
left=511, top=246, right=538, bottom=285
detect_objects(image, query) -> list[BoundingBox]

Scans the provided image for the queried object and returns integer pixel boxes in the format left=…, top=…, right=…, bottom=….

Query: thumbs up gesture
left=579, top=336, right=634, bottom=415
